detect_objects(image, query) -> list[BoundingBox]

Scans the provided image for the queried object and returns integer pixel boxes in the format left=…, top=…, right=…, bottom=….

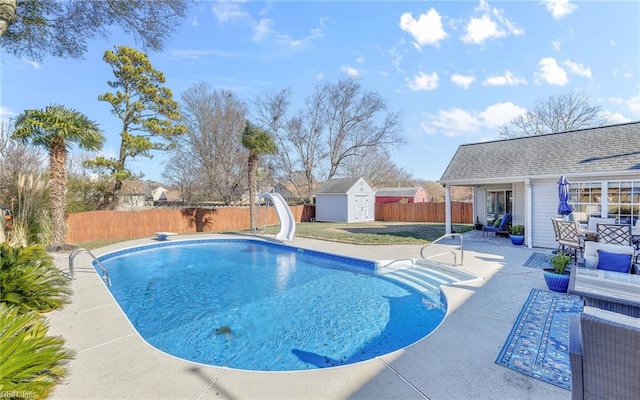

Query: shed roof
left=440, top=121, right=640, bottom=184
left=375, top=187, right=423, bottom=197
left=316, top=177, right=364, bottom=194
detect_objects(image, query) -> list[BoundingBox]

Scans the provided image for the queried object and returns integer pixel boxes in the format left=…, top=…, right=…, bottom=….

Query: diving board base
left=155, top=232, right=177, bottom=241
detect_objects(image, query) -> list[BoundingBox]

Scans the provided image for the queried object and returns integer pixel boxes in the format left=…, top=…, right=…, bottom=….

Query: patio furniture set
left=552, top=213, right=640, bottom=399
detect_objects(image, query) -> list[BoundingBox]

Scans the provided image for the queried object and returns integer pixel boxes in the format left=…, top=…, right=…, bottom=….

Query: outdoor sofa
left=569, top=306, right=640, bottom=400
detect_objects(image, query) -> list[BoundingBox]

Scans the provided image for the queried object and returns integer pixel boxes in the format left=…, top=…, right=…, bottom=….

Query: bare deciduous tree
left=499, top=91, right=611, bottom=138
left=253, top=76, right=404, bottom=202
left=338, top=147, right=413, bottom=188
left=168, top=83, right=248, bottom=205
left=0, top=121, right=46, bottom=207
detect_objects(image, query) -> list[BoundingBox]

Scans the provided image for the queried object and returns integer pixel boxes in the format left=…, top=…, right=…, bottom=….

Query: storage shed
left=375, top=187, right=428, bottom=203
left=315, top=177, right=375, bottom=223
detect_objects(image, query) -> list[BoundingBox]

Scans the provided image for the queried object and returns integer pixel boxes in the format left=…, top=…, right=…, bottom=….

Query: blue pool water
left=96, top=239, right=447, bottom=371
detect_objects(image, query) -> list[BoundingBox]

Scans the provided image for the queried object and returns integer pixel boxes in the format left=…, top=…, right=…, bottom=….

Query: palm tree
left=241, top=122, right=277, bottom=230
left=13, top=105, right=103, bottom=247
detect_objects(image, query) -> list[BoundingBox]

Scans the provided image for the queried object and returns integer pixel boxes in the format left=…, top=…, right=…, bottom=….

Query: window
left=569, top=182, right=602, bottom=218
left=485, top=190, right=512, bottom=224
left=570, top=180, right=639, bottom=225
left=606, top=181, right=640, bottom=225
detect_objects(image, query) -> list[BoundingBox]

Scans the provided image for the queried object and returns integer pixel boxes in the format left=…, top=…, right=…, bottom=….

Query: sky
left=1, top=0, right=639, bottom=183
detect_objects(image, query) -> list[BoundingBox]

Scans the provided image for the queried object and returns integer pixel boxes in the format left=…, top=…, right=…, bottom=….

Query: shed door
left=355, top=195, right=369, bottom=221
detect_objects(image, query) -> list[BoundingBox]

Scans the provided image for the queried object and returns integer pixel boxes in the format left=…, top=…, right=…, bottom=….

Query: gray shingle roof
left=375, top=187, right=422, bottom=197
left=440, top=121, right=640, bottom=184
left=316, top=177, right=363, bottom=194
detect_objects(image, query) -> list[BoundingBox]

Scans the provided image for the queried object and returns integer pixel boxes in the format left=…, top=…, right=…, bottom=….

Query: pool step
left=383, top=267, right=453, bottom=303
left=380, top=261, right=479, bottom=304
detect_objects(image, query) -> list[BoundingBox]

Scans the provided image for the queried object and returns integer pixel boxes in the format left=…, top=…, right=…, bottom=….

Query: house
left=439, top=121, right=640, bottom=249
left=315, top=177, right=375, bottom=223
left=117, top=180, right=148, bottom=210
left=151, top=186, right=182, bottom=205
left=375, top=187, right=428, bottom=204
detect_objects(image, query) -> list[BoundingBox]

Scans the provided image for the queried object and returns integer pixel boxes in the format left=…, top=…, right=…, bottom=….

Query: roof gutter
left=439, top=169, right=640, bottom=186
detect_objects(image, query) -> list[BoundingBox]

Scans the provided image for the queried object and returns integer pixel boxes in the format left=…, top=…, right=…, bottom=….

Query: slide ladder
left=258, top=192, right=296, bottom=241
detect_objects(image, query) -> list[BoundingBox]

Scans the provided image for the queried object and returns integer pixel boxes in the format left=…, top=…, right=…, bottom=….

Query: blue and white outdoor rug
left=495, top=288, right=583, bottom=390
left=523, top=252, right=553, bottom=269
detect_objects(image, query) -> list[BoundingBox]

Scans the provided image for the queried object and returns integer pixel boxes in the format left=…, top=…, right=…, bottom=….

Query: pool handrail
left=68, top=247, right=111, bottom=286
left=420, top=233, right=464, bottom=266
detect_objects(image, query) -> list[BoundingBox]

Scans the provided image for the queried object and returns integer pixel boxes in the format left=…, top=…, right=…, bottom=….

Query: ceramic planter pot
left=510, top=234, right=524, bottom=245
left=543, top=269, right=570, bottom=293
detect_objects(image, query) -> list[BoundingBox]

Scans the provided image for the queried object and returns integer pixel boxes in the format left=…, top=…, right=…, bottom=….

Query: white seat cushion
left=583, top=241, right=634, bottom=269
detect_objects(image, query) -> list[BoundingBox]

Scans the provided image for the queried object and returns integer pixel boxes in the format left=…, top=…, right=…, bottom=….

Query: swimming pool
left=95, top=238, right=448, bottom=371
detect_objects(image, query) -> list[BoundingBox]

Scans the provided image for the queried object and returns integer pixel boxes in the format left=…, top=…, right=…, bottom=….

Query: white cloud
left=461, top=2, right=523, bottom=45
left=276, top=27, right=323, bottom=49
left=389, top=47, right=404, bottom=73
left=354, top=54, right=365, bottom=64
left=253, top=18, right=273, bottom=41
left=542, top=0, right=577, bottom=20
left=399, top=7, right=448, bottom=49
left=407, top=72, right=439, bottom=91
left=21, top=58, right=40, bottom=69
left=563, top=60, right=591, bottom=79
left=552, top=39, right=562, bottom=51
left=316, top=73, right=325, bottom=80
left=462, top=15, right=504, bottom=44
left=535, top=57, right=569, bottom=86
left=451, top=74, right=475, bottom=89
left=480, top=102, right=527, bottom=128
left=421, top=108, right=480, bottom=137
left=482, top=70, right=528, bottom=86
left=342, top=66, right=360, bottom=78
left=212, top=1, right=250, bottom=23
left=601, top=111, right=630, bottom=124
left=419, top=101, right=527, bottom=138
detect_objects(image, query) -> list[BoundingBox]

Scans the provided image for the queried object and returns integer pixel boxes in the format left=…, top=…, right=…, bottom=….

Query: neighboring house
left=315, top=177, right=375, bottom=223
left=151, top=186, right=182, bottom=205
left=272, top=183, right=297, bottom=201
left=117, top=180, right=148, bottom=210
left=375, top=187, right=428, bottom=203
left=439, top=121, right=640, bottom=249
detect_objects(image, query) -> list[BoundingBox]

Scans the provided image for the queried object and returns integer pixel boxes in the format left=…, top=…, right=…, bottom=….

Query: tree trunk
left=49, top=143, right=67, bottom=247
left=0, top=0, right=17, bottom=37
left=248, top=153, right=257, bottom=230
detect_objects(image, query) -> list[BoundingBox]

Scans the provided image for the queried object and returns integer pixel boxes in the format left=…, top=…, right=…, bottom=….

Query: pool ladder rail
left=421, top=233, right=464, bottom=266
left=68, top=247, right=111, bottom=286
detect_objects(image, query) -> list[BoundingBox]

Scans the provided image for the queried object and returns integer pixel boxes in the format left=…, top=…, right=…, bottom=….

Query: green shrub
left=0, top=243, right=71, bottom=313
left=0, top=304, right=75, bottom=399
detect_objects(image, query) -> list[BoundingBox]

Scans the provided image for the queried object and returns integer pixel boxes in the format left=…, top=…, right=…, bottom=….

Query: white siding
left=512, top=182, right=525, bottom=226
left=531, top=179, right=559, bottom=249
left=316, top=195, right=349, bottom=222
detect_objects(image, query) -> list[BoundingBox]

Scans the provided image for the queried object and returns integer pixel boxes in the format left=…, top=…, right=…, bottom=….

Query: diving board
left=259, top=192, right=296, bottom=241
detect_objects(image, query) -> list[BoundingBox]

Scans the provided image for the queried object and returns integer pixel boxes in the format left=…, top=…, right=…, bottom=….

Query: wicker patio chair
left=569, top=306, right=640, bottom=400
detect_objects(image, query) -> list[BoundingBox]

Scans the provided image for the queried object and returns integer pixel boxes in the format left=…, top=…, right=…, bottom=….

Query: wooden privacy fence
left=65, top=205, right=315, bottom=244
left=65, top=202, right=471, bottom=244
left=375, top=202, right=472, bottom=224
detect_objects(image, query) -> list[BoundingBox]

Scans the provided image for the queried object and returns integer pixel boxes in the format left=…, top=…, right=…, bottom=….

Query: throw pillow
left=493, top=218, right=501, bottom=228
left=596, top=250, right=632, bottom=273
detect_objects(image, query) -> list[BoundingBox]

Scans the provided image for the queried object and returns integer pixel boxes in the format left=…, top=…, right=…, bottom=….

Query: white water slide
left=258, top=192, right=296, bottom=241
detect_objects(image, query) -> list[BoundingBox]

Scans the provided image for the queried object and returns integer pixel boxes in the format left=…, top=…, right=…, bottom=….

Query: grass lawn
left=257, top=221, right=473, bottom=245
left=74, top=222, right=473, bottom=249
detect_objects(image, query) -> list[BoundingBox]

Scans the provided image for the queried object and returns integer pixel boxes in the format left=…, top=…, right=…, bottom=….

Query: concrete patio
left=47, top=230, right=570, bottom=400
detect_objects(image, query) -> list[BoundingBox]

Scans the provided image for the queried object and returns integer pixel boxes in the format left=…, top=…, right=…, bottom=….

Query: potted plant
left=474, top=216, right=484, bottom=230
left=509, top=224, right=524, bottom=245
left=543, top=253, right=572, bottom=292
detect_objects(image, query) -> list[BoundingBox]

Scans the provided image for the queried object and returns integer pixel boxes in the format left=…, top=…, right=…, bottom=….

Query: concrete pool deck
left=47, top=231, right=570, bottom=400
